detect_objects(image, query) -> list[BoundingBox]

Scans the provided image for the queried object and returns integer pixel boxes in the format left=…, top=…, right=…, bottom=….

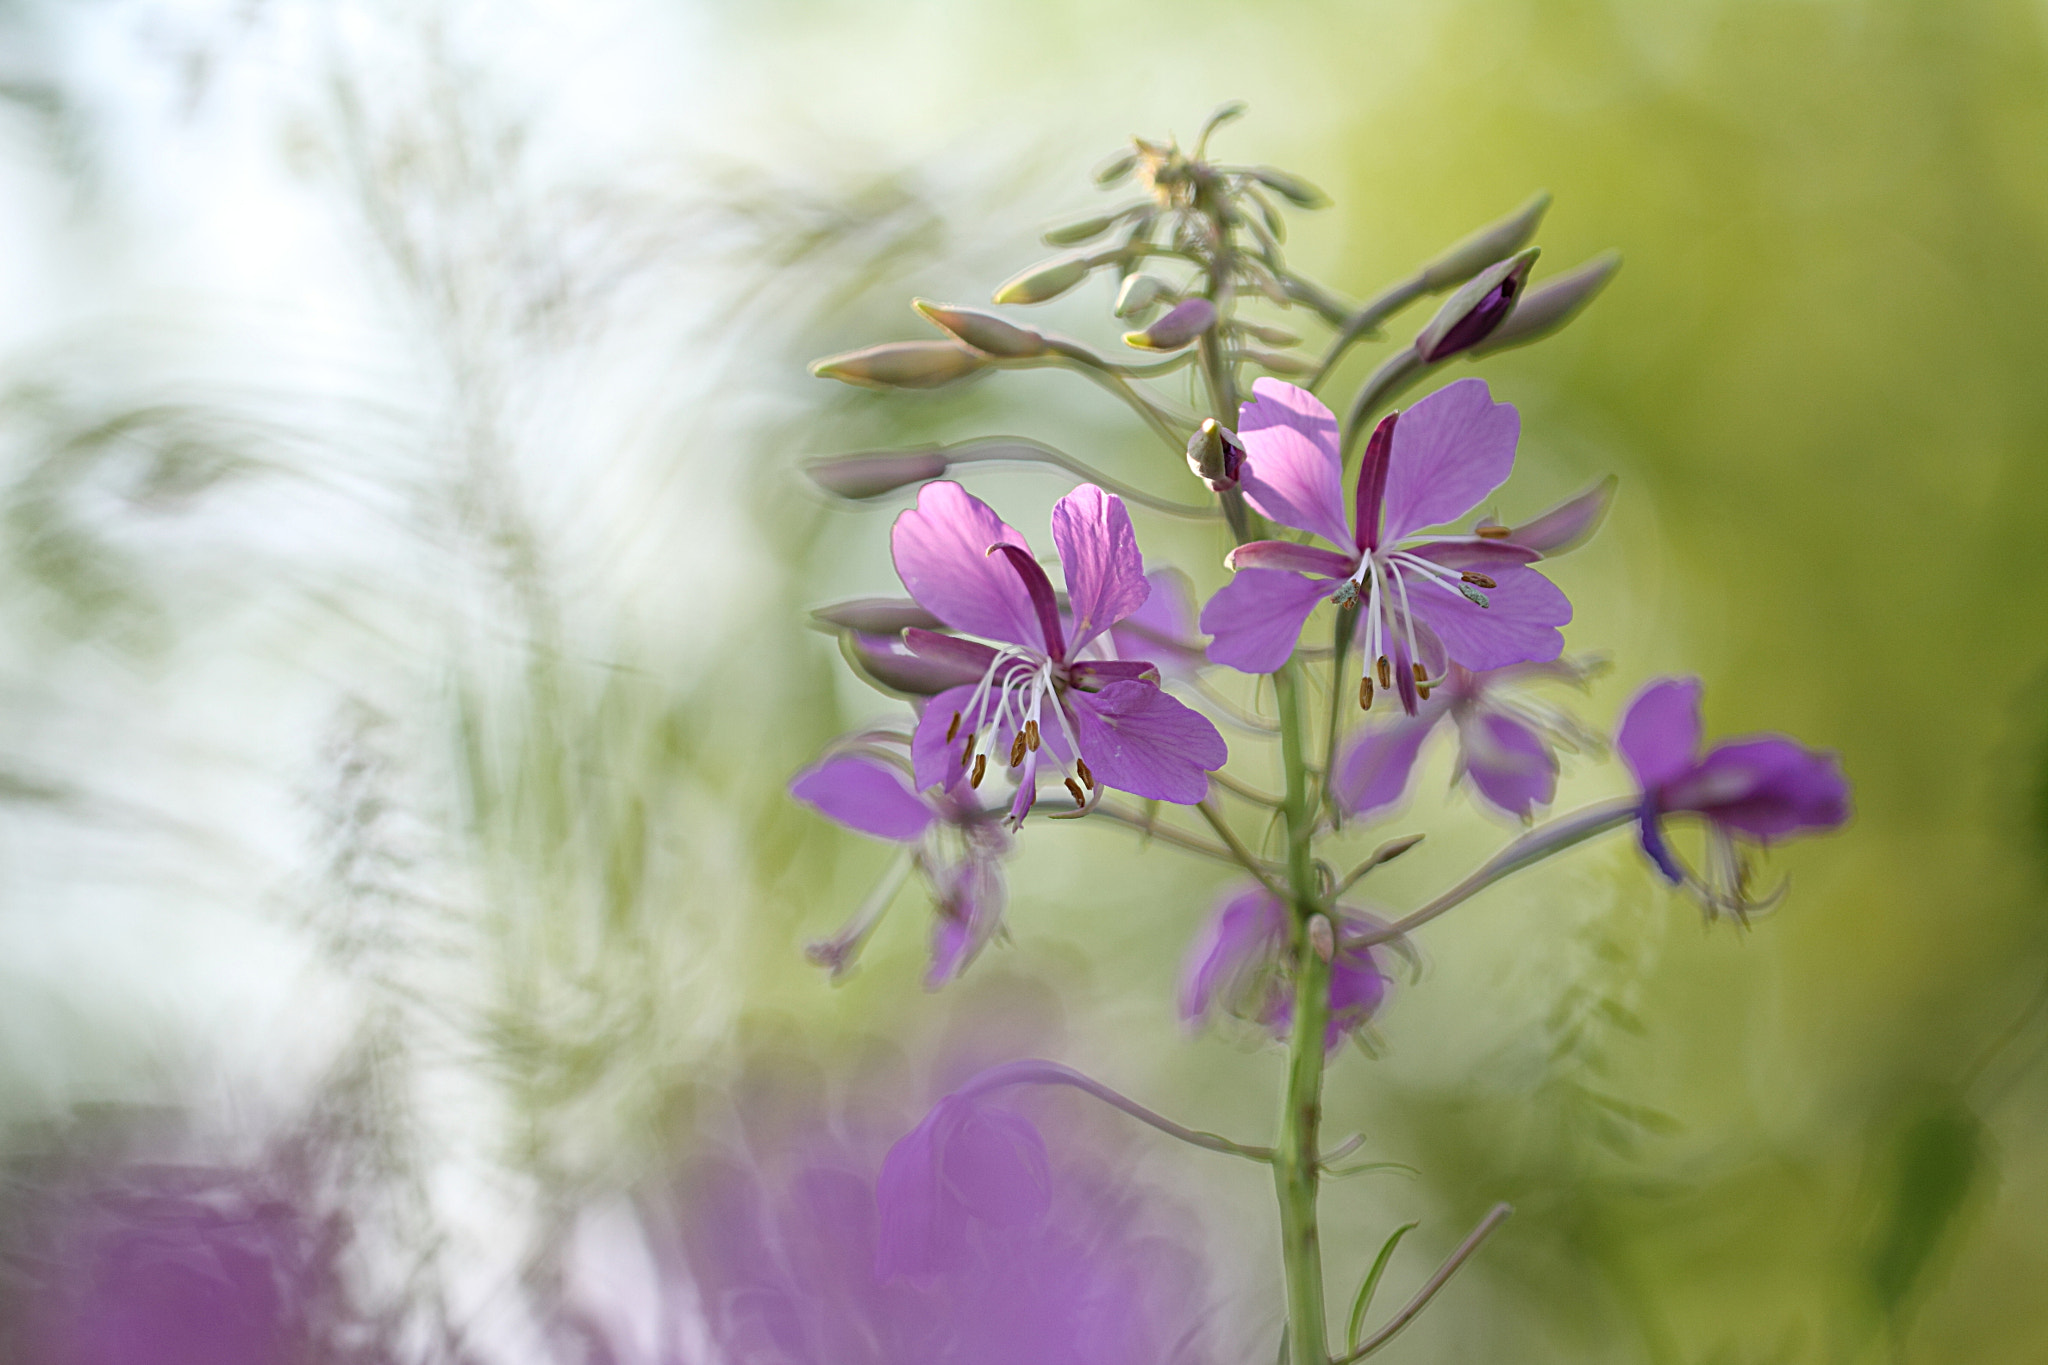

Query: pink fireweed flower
left=1178, top=885, right=1393, bottom=1053
left=1199, top=378, right=1572, bottom=713
left=791, top=747, right=1011, bottom=987
left=1335, top=658, right=1604, bottom=822
left=1616, top=676, right=1850, bottom=921
left=893, top=482, right=1226, bottom=823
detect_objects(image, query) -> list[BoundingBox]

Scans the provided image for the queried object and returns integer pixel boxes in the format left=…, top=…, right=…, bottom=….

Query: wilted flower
left=1179, top=885, right=1392, bottom=1051
left=790, top=747, right=1012, bottom=987
left=1335, top=659, right=1604, bottom=822
left=1200, top=378, right=1572, bottom=712
left=892, top=481, right=1226, bottom=822
left=1616, top=676, right=1850, bottom=919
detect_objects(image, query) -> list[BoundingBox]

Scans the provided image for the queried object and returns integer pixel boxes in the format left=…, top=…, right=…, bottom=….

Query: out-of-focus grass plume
left=2, top=0, right=2047, bottom=1362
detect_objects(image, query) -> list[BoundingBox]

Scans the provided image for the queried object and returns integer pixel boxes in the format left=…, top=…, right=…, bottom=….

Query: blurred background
left=0, top=0, right=2043, bottom=1360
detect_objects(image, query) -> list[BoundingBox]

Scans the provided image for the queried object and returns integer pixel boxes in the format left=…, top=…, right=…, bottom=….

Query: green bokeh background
left=3, top=1, right=2047, bottom=1361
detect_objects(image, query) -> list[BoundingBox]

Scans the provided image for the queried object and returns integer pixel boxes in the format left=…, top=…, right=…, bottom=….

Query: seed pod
left=1247, top=166, right=1330, bottom=209
left=1466, top=251, right=1622, bottom=358
left=1114, top=273, right=1174, bottom=319
left=1185, top=418, right=1246, bottom=491
left=1419, top=191, right=1551, bottom=291
left=1241, top=346, right=1315, bottom=377
left=802, top=450, right=952, bottom=498
left=1413, top=247, right=1539, bottom=363
left=1043, top=213, right=1120, bottom=246
left=992, top=253, right=1092, bottom=305
left=1124, top=297, right=1217, bottom=352
left=912, top=300, right=1047, bottom=358
left=811, top=341, right=989, bottom=390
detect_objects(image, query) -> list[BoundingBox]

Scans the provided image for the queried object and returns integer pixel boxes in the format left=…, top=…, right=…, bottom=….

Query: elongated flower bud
left=1413, top=247, right=1538, bottom=362
left=1466, top=251, right=1622, bottom=357
left=992, top=253, right=1092, bottom=305
left=912, top=300, right=1047, bottom=359
left=1043, top=213, right=1118, bottom=246
left=1419, top=191, right=1551, bottom=290
left=810, top=597, right=944, bottom=634
left=1231, top=320, right=1301, bottom=347
left=1185, top=418, right=1245, bottom=491
left=1247, top=166, right=1329, bottom=209
left=811, top=341, right=988, bottom=390
left=1242, top=347, right=1315, bottom=377
left=803, top=449, right=951, bottom=498
left=1114, top=273, right=1173, bottom=319
left=1124, top=297, right=1217, bottom=352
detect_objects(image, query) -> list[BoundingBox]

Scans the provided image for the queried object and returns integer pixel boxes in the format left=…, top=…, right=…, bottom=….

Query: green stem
left=1320, top=604, right=1358, bottom=827
left=1273, top=664, right=1331, bottom=1365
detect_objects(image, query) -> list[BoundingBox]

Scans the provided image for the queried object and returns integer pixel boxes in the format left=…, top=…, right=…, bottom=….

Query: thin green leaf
left=1347, top=1221, right=1419, bottom=1353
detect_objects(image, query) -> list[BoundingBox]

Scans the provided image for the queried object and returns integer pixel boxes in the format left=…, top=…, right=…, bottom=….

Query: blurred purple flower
left=791, top=746, right=1012, bottom=987
left=1334, top=658, right=1603, bottom=822
left=1199, top=378, right=1572, bottom=713
left=893, top=482, right=1225, bottom=821
left=673, top=1095, right=1215, bottom=1365
left=1617, top=676, right=1850, bottom=919
left=1179, top=885, right=1392, bottom=1052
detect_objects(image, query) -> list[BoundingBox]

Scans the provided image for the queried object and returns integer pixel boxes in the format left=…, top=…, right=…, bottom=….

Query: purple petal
left=1178, top=885, right=1287, bottom=1024
left=1109, top=568, right=1205, bottom=678
left=1616, top=676, right=1704, bottom=792
left=1236, top=378, right=1353, bottom=547
left=849, top=632, right=989, bottom=695
left=1324, top=939, right=1389, bottom=1048
left=875, top=1096, right=1050, bottom=1282
left=1401, top=561, right=1570, bottom=672
left=1224, top=540, right=1358, bottom=577
left=904, top=626, right=1005, bottom=677
left=938, top=1103, right=1051, bottom=1229
left=1334, top=707, right=1443, bottom=817
left=891, top=481, right=1043, bottom=648
left=987, top=543, right=1066, bottom=659
left=927, top=850, right=1009, bottom=988
left=1065, top=681, right=1226, bottom=805
left=1403, top=538, right=1542, bottom=572
left=1199, top=569, right=1331, bottom=675
left=1052, top=484, right=1149, bottom=654
left=1353, top=410, right=1397, bottom=551
left=1378, top=379, right=1520, bottom=543
left=1662, top=736, right=1850, bottom=839
left=1636, top=804, right=1686, bottom=884
left=1067, top=659, right=1160, bottom=688
left=911, top=683, right=984, bottom=792
left=1505, top=475, right=1616, bottom=556
left=1456, top=710, right=1559, bottom=819
left=790, top=753, right=936, bottom=843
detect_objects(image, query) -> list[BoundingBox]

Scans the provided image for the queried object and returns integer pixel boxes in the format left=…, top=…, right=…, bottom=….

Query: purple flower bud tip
left=1125, top=297, right=1217, bottom=352
left=1185, top=418, right=1245, bottom=491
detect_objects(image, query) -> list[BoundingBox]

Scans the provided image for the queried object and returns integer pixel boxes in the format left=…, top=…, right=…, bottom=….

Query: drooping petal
left=891, top=481, right=1044, bottom=649
left=1178, top=886, right=1287, bottom=1025
left=1050, top=484, right=1148, bottom=655
left=1235, top=377, right=1353, bottom=547
left=1334, top=707, right=1444, bottom=817
left=1199, top=569, right=1331, bottom=675
left=1224, top=540, right=1359, bottom=577
left=1616, top=676, right=1705, bottom=792
left=1455, top=710, right=1559, bottom=819
left=1108, top=567, right=1205, bottom=678
left=1064, top=681, right=1226, bottom=805
left=1504, top=475, right=1616, bottom=556
left=1661, top=736, right=1849, bottom=840
left=1401, top=560, right=1570, bottom=672
left=790, top=753, right=937, bottom=843
left=1377, top=378, right=1521, bottom=543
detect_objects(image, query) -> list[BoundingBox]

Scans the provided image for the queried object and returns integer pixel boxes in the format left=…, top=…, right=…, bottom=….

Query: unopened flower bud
left=913, top=299, right=1047, bottom=359
left=811, top=341, right=989, bottom=390
left=1113, top=273, right=1173, bottom=319
left=1242, top=347, right=1316, bottom=377
left=1307, top=913, right=1336, bottom=963
left=1124, top=297, right=1217, bottom=352
left=1248, top=166, right=1330, bottom=210
left=1185, top=418, right=1245, bottom=491
left=1043, top=213, right=1118, bottom=246
left=1466, top=251, right=1622, bottom=358
left=810, top=597, right=944, bottom=633
left=1419, top=191, right=1551, bottom=290
left=1413, top=247, right=1538, bottom=363
left=803, top=449, right=951, bottom=498
left=1094, top=150, right=1138, bottom=186
left=1232, top=320, right=1301, bottom=347
left=992, top=253, right=1092, bottom=305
